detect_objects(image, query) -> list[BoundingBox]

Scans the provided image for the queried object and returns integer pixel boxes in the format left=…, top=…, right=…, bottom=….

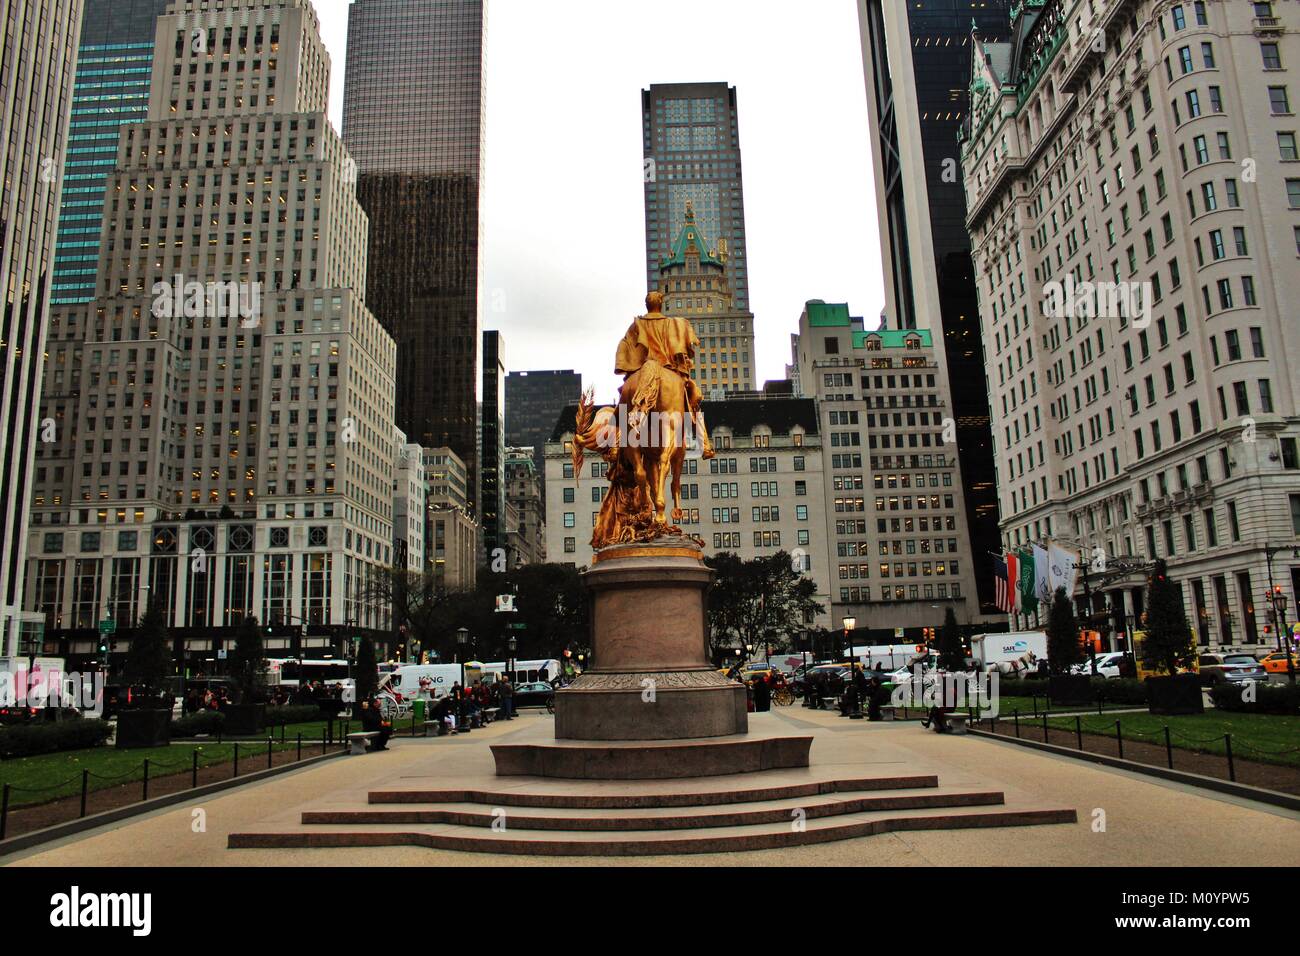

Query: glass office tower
left=642, top=82, right=751, bottom=313
left=52, top=0, right=170, bottom=307
left=0, top=0, right=83, bottom=656
left=859, top=0, right=1010, bottom=617
left=342, top=0, right=486, bottom=511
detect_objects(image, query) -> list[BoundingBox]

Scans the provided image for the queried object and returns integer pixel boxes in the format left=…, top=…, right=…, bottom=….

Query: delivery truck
left=970, top=631, right=1048, bottom=675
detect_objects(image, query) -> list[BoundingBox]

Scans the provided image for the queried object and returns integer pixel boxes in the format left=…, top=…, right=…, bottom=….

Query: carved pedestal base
left=553, top=539, right=748, bottom=741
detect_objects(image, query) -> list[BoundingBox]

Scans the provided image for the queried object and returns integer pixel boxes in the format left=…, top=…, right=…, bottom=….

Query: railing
left=971, top=710, right=1300, bottom=785
left=0, top=732, right=345, bottom=843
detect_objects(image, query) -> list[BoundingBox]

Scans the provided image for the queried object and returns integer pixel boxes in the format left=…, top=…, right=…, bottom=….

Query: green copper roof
left=661, top=202, right=724, bottom=270
left=853, top=329, right=933, bottom=349
left=806, top=302, right=851, bottom=327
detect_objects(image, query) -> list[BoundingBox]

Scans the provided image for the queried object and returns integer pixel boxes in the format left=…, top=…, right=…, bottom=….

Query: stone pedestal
left=553, top=539, right=747, bottom=741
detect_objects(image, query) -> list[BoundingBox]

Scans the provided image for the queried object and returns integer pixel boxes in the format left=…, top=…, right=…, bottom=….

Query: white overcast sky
left=317, top=0, right=883, bottom=400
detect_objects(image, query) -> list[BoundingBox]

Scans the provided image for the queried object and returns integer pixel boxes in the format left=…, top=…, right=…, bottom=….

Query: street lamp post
left=842, top=616, right=858, bottom=717
left=1264, top=545, right=1297, bottom=685
left=507, top=635, right=518, bottom=682
left=456, top=627, right=469, bottom=687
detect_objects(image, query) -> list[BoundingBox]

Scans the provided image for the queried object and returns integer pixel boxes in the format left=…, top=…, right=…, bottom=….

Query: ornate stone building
left=961, top=0, right=1300, bottom=651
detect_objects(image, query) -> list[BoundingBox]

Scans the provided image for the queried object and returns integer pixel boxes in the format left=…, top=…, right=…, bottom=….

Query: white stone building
left=961, top=0, right=1300, bottom=651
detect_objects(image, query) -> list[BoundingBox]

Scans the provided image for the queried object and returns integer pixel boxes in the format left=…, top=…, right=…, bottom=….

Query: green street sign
left=98, top=619, right=116, bottom=634
left=508, top=623, right=527, bottom=630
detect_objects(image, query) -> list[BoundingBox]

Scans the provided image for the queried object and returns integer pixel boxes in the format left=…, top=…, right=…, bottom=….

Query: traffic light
left=97, top=638, right=108, bottom=656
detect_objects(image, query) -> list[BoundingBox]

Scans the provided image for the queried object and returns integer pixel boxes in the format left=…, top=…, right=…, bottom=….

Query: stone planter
left=222, top=702, right=267, bottom=735
left=1048, top=674, right=1091, bottom=706
left=1145, top=674, right=1204, bottom=715
left=115, top=709, right=171, bottom=749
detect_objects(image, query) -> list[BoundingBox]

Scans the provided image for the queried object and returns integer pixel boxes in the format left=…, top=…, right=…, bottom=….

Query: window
left=1270, top=86, right=1291, bottom=115
left=563, top=513, right=575, bottom=528
left=1289, top=179, right=1300, bottom=209
left=1292, top=495, right=1300, bottom=536
left=1262, top=43, right=1282, bottom=71
left=1279, top=132, right=1298, bottom=161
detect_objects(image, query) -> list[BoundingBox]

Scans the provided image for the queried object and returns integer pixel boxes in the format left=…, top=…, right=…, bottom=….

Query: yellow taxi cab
left=1258, top=651, right=1297, bottom=674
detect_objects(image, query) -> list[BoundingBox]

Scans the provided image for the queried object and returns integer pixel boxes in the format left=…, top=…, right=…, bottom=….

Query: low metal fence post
left=192, top=749, right=199, bottom=789
left=1164, top=726, right=1174, bottom=769
left=1075, top=715, right=1083, bottom=751
left=233, top=741, right=240, bottom=778
left=1224, top=734, right=1235, bottom=782
left=267, top=736, right=273, bottom=770
left=80, top=770, right=89, bottom=818
left=1014, top=709, right=1020, bottom=738
left=1115, top=721, right=1123, bottom=760
left=1042, top=712, right=1049, bottom=743
left=1, top=783, right=9, bottom=840
left=142, top=759, right=150, bottom=801
left=297, top=732, right=302, bottom=762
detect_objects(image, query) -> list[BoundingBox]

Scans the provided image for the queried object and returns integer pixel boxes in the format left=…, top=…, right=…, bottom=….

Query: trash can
left=413, top=699, right=426, bottom=723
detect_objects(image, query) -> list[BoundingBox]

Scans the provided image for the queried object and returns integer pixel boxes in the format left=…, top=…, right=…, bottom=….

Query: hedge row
left=170, top=710, right=225, bottom=737
left=994, top=677, right=1148, bottom=704
left=1210, top=681, right=1300, bottom=715
left=0, top=717, right=113, bottom=758
left=265, top=705, right=323, bottom=726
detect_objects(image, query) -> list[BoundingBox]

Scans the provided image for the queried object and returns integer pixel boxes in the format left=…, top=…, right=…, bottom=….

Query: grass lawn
left=0, top=740, right=297, bottom=807
left=1043, top=710, right=1300, bottom=768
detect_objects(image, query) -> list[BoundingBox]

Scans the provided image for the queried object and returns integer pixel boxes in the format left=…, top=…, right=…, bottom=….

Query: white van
left=378, top=664, right=462, bottom=700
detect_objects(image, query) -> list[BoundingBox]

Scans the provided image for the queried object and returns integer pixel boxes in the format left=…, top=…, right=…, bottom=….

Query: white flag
left=1032, top=544, right=1052, bottom=602
left=1048, top=543, right=1078, bottom=597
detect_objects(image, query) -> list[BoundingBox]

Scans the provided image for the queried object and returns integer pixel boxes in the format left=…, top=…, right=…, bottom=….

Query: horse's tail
left=572, top=387, right=596, bottom=475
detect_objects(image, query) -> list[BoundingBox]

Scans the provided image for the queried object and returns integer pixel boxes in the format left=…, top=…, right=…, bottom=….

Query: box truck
left=970, top=632, right=1048, bottom=675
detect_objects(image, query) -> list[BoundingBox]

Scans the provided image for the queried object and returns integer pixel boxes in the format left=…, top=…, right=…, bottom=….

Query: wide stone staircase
left=227, top=770, right=1076, bottom=856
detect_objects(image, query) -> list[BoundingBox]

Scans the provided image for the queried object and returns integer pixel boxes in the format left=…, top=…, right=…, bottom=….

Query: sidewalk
left=6, top=709, right=1297, bottom=867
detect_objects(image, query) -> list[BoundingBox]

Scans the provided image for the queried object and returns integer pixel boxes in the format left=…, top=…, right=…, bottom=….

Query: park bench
left=878, top=705, right=897, bottom=722
left=945, top=713, right=970, bottom=735
left=482, top=707, right=500, bottom=724
left=346, top=731, right=380, bottom=755
left=818, top=697, right=837, bottom=710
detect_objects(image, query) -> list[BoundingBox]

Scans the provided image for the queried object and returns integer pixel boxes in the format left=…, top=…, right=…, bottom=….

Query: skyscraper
left=52, top=0, right=171, bottom=307
left=505, top=369, right=581, bottom=494
left=857, top=0, right=1008, bottom=617
left=643, top=82, right=751, bottom=313
left=0, top=0, right=84, bottom=659
left=28, top=0, right=400, bottom=666
left=342, top=0, right=486, bottom=512
left=481, top=331, right=505, bottom=558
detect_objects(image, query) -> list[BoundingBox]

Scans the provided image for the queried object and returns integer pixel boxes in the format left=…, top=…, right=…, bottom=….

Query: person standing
left=500, top=677, right=515, bottom=720
left=753, top=673, right=771, bottom=712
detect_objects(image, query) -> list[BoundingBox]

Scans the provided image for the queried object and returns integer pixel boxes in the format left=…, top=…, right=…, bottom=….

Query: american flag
left=994, top=556, right=1015, bottom=613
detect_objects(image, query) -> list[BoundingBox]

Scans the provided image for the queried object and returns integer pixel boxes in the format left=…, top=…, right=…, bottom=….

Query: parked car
left=1197, top=653, right=1267, bottom=686
left=512, top=681, right=555, bottom=709
left=1258, top=651, right=1298, bottom=675
left=1071, top=652, right=1127, bottom=678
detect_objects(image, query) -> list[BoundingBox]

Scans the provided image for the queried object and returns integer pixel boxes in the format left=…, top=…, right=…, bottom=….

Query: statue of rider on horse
left=571, top=291, right=714, bottom=550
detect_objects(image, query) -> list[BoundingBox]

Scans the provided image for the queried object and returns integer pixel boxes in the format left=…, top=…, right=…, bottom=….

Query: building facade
left=341, top=0, right=486, bottom=511
left=0, top=0, right=84, bottom=659
left=789, top=301, right=985, bottom=637
left=657, top=202, right=756, bottom=394
left=961, top=0, right=1300, bottom=652
left=53, top=0, right=171, bottom=308
left=643, top=82, right=751, bottom=313
left=27, top=0, right=400, bottom=669
left=546, top=394, right=833, bottom=630
left=857, top=0, right=1007, bottom=616
left=504, top=446, right=545, bottom=566
left=393, top=436, right=426, bottom=574
left=424, top=445, right=477, bottom=593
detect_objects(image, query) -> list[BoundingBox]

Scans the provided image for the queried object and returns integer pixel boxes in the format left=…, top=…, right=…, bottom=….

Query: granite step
left=303, top=786, right=1005, bottom=831
left=366, top=773, right=941, bottom=810
left=228, top=802, right=1078, bottom=855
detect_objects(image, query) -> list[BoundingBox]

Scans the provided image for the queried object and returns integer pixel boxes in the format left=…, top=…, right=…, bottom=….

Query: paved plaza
left=6, top=709, right=1297, bottom=867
